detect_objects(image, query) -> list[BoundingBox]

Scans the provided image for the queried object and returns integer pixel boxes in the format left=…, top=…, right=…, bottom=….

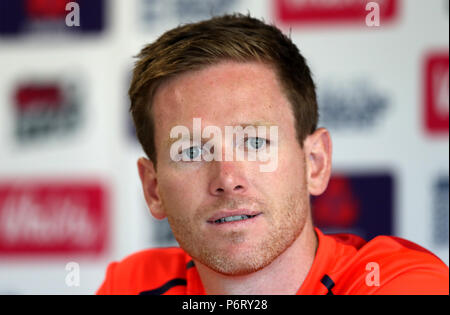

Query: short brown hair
left=129, top=13, right=318, bottom=167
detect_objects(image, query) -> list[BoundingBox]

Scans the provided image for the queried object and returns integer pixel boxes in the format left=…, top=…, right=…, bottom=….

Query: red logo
left=26, top=0, right=71, bottom=19
left=275, top=0, right=398, bottom=24
left=313, top=176, right=360, bottom=228
left=0, top=181, right=108, bottom=255
left=15, top=84, right=63, bottom=112
left=424, top=52, right=449, bottom=134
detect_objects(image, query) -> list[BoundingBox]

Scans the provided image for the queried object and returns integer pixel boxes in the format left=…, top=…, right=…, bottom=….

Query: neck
left=194, top=219, right=318, bottom=295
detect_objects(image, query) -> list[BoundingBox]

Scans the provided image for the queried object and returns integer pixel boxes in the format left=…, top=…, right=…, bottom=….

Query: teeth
left=215, top=215, right=253, bottom=224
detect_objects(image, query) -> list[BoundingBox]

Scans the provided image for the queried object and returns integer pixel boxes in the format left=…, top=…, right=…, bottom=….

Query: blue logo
left=0, top=0, right=105, bottom=36
left=312, top=173, right=393, bottom=241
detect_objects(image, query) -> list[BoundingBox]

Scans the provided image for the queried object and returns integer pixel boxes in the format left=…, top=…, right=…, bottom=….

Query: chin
left=194, top=241, right=282, bottom=276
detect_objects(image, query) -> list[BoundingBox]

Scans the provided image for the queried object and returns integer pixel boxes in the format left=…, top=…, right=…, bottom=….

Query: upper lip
left=207, top=209, right=262, bottom=223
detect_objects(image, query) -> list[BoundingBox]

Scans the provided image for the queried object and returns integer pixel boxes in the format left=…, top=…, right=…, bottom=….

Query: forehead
left=151, top=61, right=296, bottom=141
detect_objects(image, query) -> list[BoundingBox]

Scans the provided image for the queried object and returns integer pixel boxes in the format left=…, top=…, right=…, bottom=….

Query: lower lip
left=207, top=214, right=262, bottom=229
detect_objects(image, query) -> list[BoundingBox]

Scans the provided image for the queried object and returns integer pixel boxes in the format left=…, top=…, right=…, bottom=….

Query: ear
left=304, top=128, right=333, bottom=196
left=137, top=157, right=166, bottom=220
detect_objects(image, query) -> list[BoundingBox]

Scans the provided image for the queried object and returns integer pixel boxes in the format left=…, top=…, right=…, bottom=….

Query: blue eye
left=181, top=146, right=202, bottom=160
left=246, top=137, right=267, bottom=150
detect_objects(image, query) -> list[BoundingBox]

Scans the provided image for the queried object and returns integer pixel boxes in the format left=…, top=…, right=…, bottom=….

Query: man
left=97, top=14, right=449, bottom=295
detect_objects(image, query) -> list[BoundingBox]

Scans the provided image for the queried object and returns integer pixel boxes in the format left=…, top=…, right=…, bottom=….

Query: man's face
left=149, top=61, right=311, bottom=275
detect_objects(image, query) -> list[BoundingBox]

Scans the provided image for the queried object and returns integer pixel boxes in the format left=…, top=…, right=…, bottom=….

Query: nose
left=209, top=161, right=249, bottom=196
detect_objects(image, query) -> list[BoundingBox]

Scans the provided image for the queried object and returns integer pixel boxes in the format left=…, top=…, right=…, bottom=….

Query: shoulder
left=96, top=247, right=190, bottom=295
left=329, top=233, right=449, bottom=295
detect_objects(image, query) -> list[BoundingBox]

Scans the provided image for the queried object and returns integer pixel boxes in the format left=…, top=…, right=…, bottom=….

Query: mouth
left=207, top=210, right=262, bottom=225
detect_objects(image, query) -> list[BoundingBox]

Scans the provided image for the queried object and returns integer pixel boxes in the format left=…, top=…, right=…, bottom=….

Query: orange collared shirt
left=96, top=228, right=449, bottom=295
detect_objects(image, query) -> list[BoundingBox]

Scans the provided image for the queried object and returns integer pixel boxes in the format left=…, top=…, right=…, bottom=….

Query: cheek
left=157, top=170, right=203, bottom=215
left=276, top=144, right=306, bottom=184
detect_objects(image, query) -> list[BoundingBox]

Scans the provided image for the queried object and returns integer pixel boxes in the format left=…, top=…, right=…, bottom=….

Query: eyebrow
left=165, top=134, right=190, bottom=148
left=237, top=121, right=275, bottom=128
left=164, top=121, right=276, bottom=148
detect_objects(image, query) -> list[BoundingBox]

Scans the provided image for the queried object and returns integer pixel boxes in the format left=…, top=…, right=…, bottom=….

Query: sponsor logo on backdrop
left=0, top=181, right=107, bottom=255
left=317, top=80, right=389, bottom=130
left=0, top=0, right=104, bottom=36
left=312, top=173, right=393, bottom=240
left=433, top=176, right=449, bottom=246
left=13, top=80, right=82, bottom=143
left=274, top=0, right=398, bottom=25
left=424, top=52, right=449, bottom=134
left=139, top=0, right=237, bottom=28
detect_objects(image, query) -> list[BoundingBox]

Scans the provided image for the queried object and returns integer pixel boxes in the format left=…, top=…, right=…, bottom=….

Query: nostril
left=212, top=185, right=245, bottom=195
